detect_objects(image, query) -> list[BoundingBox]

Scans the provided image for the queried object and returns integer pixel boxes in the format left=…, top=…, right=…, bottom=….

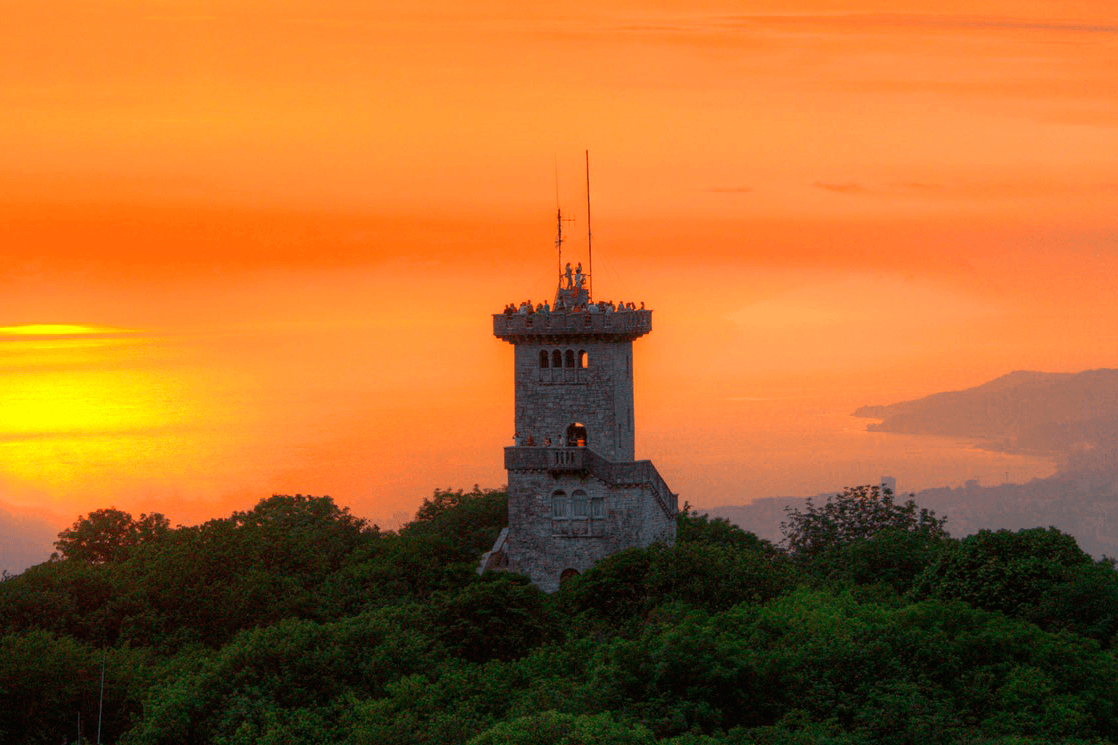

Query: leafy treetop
left=53, top=508, right=170, bottom=564
left=781, top=484, right=947, bottom=562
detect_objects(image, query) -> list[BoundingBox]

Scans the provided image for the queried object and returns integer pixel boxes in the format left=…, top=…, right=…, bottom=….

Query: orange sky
left=2, top=0, right=1117, bottom=570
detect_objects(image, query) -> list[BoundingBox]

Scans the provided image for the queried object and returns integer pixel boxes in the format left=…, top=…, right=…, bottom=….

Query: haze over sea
left=650, top=388, right=1057, bottom=505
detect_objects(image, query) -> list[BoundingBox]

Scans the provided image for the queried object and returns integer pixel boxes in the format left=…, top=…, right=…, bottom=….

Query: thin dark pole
left=585, top=150, right=593, bottom=301
left=555, top=155, right=562, bottom=285
left=556, top=207, right=563, bottom=287
left=97, top=651, right=105, bottom=745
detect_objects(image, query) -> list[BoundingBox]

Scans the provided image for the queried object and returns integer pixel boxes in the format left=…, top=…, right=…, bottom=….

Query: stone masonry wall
left=514, top=339, right=634, bottom=462
left=507, top=467, right=659, bottom=593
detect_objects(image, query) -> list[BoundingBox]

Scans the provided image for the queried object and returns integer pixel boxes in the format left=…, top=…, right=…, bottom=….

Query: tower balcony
left=504, top=445, right=678, bottom=519
left=493, top=309, right=652, bottom=343
left=505, top=445, right=588, bottom=473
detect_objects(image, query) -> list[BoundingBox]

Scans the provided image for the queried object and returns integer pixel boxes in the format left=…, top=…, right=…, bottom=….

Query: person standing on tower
left=574, top=263, right=584, bottom=289
left=564, top=263, right=573, bottom=289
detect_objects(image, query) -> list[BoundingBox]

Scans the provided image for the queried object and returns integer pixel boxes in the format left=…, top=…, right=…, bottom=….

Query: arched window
left=552, top=349, right=562, bottom=368
left=578, top=350, right=587, bottom=368
left=572, top=489, right=588, bottom=517
left=565, top=349, right=575, bottom=368
left=551, top=490, right=567, bottom=518
left=539, top=350, right=549, bottom=368
left=590, top=496, right=604, bottom=518
left=560, top=568, right=580, bottom=584
left=566, top=423, right=587, bottom=447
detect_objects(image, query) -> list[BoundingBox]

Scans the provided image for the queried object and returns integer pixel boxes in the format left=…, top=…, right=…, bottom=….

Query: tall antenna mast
left=555, top=206, right=564, bottom=285
left=585, top=149, right=593, bottom=301
left=555, top=157, right=562, bottom=283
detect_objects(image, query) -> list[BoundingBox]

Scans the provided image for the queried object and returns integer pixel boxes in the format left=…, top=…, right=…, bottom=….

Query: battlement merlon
left=493, top=309, right=652, bottom=343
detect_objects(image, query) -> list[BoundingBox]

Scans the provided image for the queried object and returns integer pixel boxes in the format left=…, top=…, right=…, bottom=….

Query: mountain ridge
left=853, top=368, right=1118, bottom=455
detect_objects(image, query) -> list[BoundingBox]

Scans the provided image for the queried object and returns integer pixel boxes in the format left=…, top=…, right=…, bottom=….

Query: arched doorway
left=560, top=568, right=580, bottom=584
left=566, top=422, right=587, bottom=447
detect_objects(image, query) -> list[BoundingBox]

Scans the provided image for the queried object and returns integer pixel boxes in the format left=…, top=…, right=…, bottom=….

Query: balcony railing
left=505, top=445, right=677, bottom=519
left=505, top=446, right=586, bottom=472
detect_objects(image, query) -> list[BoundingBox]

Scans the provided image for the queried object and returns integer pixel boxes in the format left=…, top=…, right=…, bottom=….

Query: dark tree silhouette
left=53, top=508, right=170, bottom=563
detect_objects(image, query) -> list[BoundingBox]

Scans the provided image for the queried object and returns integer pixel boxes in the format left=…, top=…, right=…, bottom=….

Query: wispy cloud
left=0, top=324, right=141, bottom=340
left=614, top=13, right=1118, bottom=37
left=704, top=186, right=755, bottom=194
left=144, top=16, right=218, bottom=23
left=811, top=179, right=1118, bottom=199
left=0, top=426, right=187, bottom=444
left=887, top=182, right=945, bottom=192
left=0, top=325, right=161, bottom=374
left=813, top=181, right=868, bottom=195
left=864, top=14, right=1118, bottom=35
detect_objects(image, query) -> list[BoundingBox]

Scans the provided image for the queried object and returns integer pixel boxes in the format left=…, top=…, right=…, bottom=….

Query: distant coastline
left=852, top=368, right=1118, bottom=468
left=706, top=368, right=1118, bottom=559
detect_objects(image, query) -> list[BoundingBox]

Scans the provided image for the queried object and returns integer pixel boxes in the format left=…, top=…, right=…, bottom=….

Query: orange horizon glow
left=0, top=324, right=140, bottom=336
left=2, top=0, right=1116, bottom=570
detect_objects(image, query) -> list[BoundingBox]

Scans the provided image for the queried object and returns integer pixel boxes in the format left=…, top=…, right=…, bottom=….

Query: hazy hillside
left=853, top=368, right=1118, bottom=455
left=709, top=369, right=1118, bottom=558
left=705, top=468, right=1118, bottom=559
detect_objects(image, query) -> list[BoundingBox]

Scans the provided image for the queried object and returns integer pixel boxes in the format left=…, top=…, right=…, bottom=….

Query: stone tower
left=484, top=270, right=678, bottom=592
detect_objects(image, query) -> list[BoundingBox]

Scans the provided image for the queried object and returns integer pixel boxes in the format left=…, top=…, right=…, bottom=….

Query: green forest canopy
left=3, top=485, right=1118, bottom=745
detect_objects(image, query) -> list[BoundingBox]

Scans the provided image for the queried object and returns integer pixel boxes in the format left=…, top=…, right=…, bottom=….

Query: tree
left=54, top=508, right=170, bottom=564
left=467, top=712, right=654, bottom=745
left=226, top=493, right=371, bottom=576
left=912, top=526, right=1118, bottom=639
left=370, top=487, right=508, bottom=598
left=560, top=541, right=795, bottom=620
left=677, top=505, right=780, bottom=555
left=407, top=486, right=508, bottom=553
left=0, top=631, right=151, bottom=745
left=812, top=527, right=951, bottom=594
left=118, top=495, right=379, bottom=647
left=432, top=572, right=553, bottom=663
left=781, top=485, right=947, bottom=564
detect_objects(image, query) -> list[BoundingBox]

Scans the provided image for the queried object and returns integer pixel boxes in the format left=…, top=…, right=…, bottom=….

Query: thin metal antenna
left=585, top=149, right=593, bottom=301
left=555, top=156, right=562, bottom=284
left=555, top=206, right=563, bottom=286
left=554, top=162, right=575, bottom=294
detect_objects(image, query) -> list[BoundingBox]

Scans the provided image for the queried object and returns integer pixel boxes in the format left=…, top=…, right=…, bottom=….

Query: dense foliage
left=3, top=486, right=1118, bottom=744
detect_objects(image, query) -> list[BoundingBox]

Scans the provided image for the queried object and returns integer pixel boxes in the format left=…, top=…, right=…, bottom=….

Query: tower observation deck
left=493, top=307, right=652, bottom=343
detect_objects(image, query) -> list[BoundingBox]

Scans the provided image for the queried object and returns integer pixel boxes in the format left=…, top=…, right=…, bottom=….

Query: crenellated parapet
left=493, top=309, right=652, bottom=344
